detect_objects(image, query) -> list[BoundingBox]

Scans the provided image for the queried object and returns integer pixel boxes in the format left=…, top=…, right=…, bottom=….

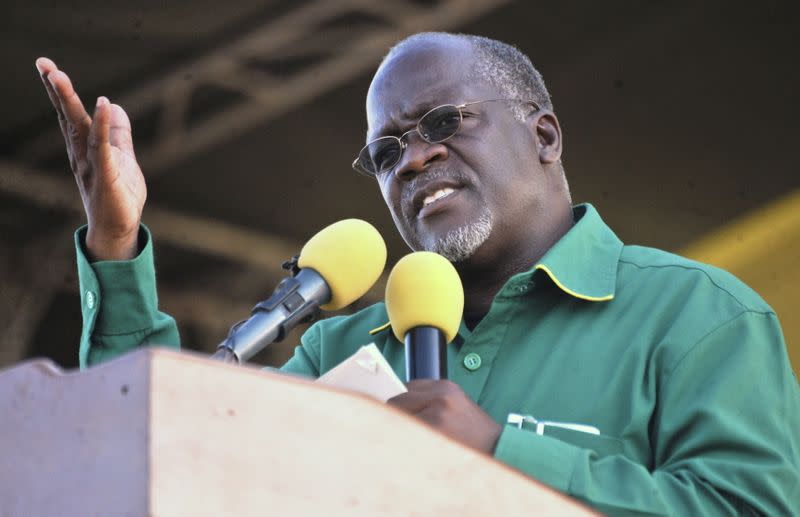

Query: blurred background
left=0, top=0, right=797, bottom=374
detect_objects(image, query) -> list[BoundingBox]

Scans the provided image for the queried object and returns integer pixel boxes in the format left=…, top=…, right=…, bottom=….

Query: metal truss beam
left=0, top=228, right=75, bottom=365
left=0, top=160, right=387, bottom=300
left=21, top=0, right=511, bottom=176
left=0, top=161, right=300, bottom=273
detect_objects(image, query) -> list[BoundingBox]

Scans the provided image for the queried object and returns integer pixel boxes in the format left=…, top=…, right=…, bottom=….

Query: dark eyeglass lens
left=357, top=105, right=462, bottom=175
left=419, top=105, right=462, bottom=141
left=361, top=138, right=402, bottom=175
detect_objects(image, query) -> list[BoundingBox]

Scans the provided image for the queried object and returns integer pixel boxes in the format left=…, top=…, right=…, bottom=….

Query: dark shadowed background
left=1, top=0, right=798, bottom=372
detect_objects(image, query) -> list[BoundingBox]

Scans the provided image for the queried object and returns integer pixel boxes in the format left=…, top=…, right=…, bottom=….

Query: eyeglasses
left=352, top=98, right=540, bottom=177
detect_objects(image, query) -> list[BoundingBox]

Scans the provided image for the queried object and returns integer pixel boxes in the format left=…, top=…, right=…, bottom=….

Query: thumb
left=87, top=96, right=114, bottom=175
left=108, top=102, right=135, bottom=156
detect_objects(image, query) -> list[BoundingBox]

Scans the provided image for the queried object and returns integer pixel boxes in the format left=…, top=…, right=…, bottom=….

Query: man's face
left=365, top=40, right=547, bottom=265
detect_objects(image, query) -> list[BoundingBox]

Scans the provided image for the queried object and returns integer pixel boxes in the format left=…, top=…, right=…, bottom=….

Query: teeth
left=422, top=188, right=455, bottom=207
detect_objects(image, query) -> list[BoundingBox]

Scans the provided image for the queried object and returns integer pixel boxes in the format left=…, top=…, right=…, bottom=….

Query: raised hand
left=36, top=57, right=146, bottom=261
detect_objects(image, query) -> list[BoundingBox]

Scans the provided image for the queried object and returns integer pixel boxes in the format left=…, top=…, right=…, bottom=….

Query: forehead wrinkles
left=366, top=43, right=475, bottom=139
left=368, top=89, right=453, bottom=138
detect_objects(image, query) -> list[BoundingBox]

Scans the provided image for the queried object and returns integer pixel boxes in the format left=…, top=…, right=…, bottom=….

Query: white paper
left=316, top=344, right=407, bottom=402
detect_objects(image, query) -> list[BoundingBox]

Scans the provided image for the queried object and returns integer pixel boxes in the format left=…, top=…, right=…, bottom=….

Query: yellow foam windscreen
left=385, top=251, right=464, bottom=343
left=298, top=219, right=387, bottom=310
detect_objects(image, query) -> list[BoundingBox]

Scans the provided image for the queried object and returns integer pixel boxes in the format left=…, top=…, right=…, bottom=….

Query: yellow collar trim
left=368, top=321, right=392, bottom=335
left=367, top=261, right=613, bottom=337
left=534, top=264, right=614, bottom=302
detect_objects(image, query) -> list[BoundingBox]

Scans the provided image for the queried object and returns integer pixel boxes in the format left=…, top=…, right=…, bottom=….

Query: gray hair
left=380, top=32, right=569, bottom=194
left=381, top=32, right=554, bottom=121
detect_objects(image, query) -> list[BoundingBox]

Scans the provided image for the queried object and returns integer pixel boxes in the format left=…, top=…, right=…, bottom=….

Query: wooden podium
left=0, top=349, right=595, bottom=516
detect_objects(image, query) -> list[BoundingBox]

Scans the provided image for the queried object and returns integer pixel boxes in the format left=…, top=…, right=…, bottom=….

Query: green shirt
left=76, top=204, right=800, bottom=516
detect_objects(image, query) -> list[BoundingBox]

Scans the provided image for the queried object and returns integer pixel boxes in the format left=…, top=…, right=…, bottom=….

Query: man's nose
left=393, top=135, right=448, bottom=181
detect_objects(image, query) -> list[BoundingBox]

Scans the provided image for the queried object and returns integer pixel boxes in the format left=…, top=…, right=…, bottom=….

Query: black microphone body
left=404, top=326, right=447, bottom=381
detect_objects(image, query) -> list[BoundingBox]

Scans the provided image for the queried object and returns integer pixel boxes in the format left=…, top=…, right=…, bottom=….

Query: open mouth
left=407, top=176, right=466, bottom=220
left=422, top=187, right=456, bottom=208
left=416, top=186, right=462, bottom=219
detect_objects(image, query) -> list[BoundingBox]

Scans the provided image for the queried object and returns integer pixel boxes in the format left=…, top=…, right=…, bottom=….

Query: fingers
left=108, top=103, right=135, bottom=156
left=35, top=57, right=93, bottom=167
left=35, top=58, right=60, bottom=111
left=36, top=58, right=70, bottom=144
left=89, top=102, right=135, bottom=169
left=388, top=390, right=431, bottom=413
left=406, top=379, right=442, bottom=390
left=48, top=70, right=92, bottom=141
left=88, top=97, right=113, bottom=174
left=35, top=57, right=57, bottom=75
left=388, top=380, right=449, bottom=413
left=416, top=405, right=448, bottom=427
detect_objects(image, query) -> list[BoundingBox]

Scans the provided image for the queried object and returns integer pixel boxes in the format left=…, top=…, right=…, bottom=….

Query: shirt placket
left=450, top=283, right=529, bottom=405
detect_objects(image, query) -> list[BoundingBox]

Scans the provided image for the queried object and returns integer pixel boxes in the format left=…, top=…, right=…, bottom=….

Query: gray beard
left=400, top=166, right=493, bottom=262
left=426, top=209, right=493, bottom=263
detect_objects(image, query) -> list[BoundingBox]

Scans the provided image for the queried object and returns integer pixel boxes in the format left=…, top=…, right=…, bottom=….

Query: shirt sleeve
left=493, top=311, right=800, bottom=516
left=278, top=320, right=322, bottom=377
left=76, top=225, right=180, bottom=369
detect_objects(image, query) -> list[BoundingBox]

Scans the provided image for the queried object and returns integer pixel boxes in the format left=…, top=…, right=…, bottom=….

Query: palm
left=109, top=147, right=146, bottom=222
left=37, top=57, right=146, bottom=260
left=83, top=131, right=146, bottom=240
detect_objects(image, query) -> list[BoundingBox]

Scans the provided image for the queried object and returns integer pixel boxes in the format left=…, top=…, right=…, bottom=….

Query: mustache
left=400, top=166, right=469, bottom=208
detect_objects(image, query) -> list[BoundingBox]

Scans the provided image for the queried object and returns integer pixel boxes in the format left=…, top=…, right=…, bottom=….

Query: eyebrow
left=371, top=99, right=445, bottom=139
left=402, top=98, right=448, bottom=122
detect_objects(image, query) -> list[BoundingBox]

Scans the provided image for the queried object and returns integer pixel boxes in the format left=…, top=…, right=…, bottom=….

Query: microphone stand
left=211, top=256, right=326, bottom=364
left=211, top=348, right=238, bottom=364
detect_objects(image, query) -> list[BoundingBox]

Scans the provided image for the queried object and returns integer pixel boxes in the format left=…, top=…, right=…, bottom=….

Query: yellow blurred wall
left=682, top=190, right=800, bottom=376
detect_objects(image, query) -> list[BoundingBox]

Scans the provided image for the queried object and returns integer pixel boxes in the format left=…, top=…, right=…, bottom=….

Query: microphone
left=216, top=219, right=387, bottom=363
left=385, top=252, right=464, bottom=381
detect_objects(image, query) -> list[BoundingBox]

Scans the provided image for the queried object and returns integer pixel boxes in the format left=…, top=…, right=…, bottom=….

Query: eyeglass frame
left=351, top=98, right=541, bottom=178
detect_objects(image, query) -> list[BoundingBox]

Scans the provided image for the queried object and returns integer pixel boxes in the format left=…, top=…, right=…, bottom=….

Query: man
left=36, top=32, right=799, bottom=515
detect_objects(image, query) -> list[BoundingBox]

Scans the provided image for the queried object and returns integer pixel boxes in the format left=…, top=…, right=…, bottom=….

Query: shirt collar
left=532, top=203, right=622, bottom=302
left=369, top=203, right=622, bottom=335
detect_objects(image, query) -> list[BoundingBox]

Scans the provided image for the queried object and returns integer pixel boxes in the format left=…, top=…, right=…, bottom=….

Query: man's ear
left=529, top=111, right=563, bottom=165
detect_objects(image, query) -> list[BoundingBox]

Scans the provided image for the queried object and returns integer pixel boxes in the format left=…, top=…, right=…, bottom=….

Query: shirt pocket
left=543, top=426, right=624, bottom=458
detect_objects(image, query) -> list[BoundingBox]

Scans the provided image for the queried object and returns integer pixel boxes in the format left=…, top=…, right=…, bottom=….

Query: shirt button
left=463, top=353, right=482, bottom=371
left=85, top=290, right=96, bottom=310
